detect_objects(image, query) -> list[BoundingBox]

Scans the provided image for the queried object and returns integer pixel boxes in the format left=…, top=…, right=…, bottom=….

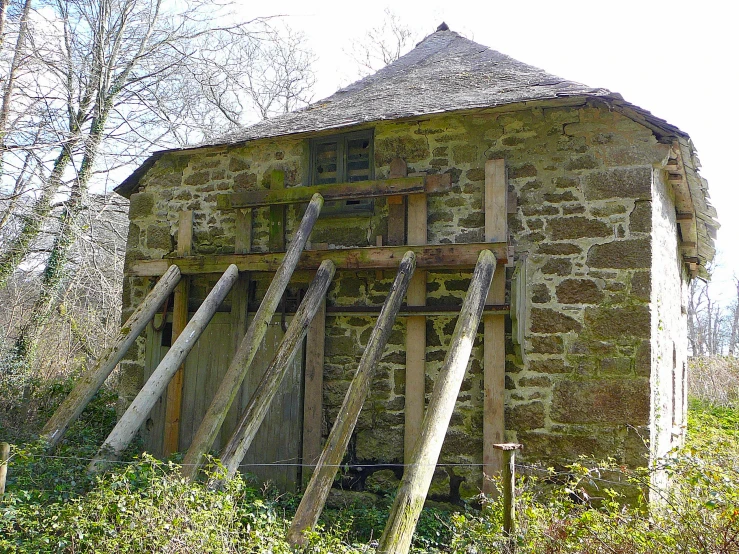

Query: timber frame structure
left=43, top=25, right=718, bottom=553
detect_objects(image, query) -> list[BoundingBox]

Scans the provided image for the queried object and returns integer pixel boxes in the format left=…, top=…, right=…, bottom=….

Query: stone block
left=146, top=225, right=172, bottom=251
left=551, top=379, right=650, bottom=424
left=365, top=469, right=400, bottom=493
left=530, top=308, right=582, bottom=333
left=517, top=375, right=552, bottom=388
left=600, top=357, right=633, bottom=375
left=183, top=170, right=210, bottom=187
left=506, top=401, right=546, bottom=431
left=584, top=305, right=650, bottom=339
left=630, top=271, right=651, bottom=302
left=537, top=243, right=582, bottom=256
left=518, top=430, right=621, bottom=465
left=556, top=279, right=604, bottom=304
left=629, top=201, right=652, bottom=233
left=528, top=357, right=567, bottom=374
left=548, top=216, right=611, bottom=240
left=583, top=167, right=651, bottom=200
left=587, top=239, right=651, bottom=269
left=530, top=335, right=564, bottom=354
left=564, top=155, right=598, bottom=170
left=541, top=258, right=572, bottom=276
left=375, top=136, right=429, bottom=165
left=508, top=163, right=538, bottom=179
left=128, top=192, right=155, bottom=220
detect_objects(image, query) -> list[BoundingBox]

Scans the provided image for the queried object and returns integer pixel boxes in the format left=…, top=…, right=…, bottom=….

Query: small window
left=310, top=130, right=374, bottom=215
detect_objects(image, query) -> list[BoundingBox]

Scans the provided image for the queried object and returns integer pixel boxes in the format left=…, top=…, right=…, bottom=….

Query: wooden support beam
left=387, top=158, right=407, bottom=246
left=302, top=295, right=326, bottom=484
left=287, top=251, right=417, bottom=547
left=88, top=264, right=240, bottom=473
left=494, top=443, right=523, bottom=538
left=234, top=208, right=252, bottom=254
left=269, top=170, right=286, bottom=251
left=181, top=194, right=324, bottom=480
left=130, top=242, right=510, bottom=277
left=216, top=174, right=452, bottom=210
left=378, top=250, right=496, bottom=554
left=483, top=159, right=507, bottom=496
left=214, top=261, right=335, bottom=483
left=40, top=265, right=182, bottom=449
left=404, top=191, right=426, bottom=466
left=163, top=211, right=193, bottom=456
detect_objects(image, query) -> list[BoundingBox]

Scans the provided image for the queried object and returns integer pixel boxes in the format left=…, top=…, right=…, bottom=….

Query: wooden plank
left=387, top=158, right=408, bottom=246
left=163, top=211, right=193, bottom=456
left=269, top=170, right=286, bottom=251
left=302, top=296, right=326, bottom=484
left=234, top=209, right=252, bottom=254
left=483, top=159, right=507, bottom=495
left=378, top=250, right=496, bottom=554
left=287, top=252, right=416, bottom=547
left=404, top=191, right=426, bottom=465
left=130, top=242, right=510, bottom=276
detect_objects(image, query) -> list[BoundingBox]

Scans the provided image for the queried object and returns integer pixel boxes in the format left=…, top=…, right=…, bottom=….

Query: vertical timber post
left=287, top=252, right=417, bottom=547
left=404, top=189, right=427, bottom=465
left=387, top=158, right=407, bottom=246
left=494, top=443, right=522, bottom=539
left=483, top=159, right=507, bottom=495
left=0, top=442, right=9, bottom=495
left=269, top=170, right=286, bottom=251
left=377, top=250, right=496, bottom=554
left=163, top=211, right=193, bottom=456
left=302, top=294, right=326, bottom=485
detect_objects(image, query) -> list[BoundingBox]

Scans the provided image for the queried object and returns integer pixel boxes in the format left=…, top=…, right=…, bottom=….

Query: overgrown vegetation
left=1, top=358, right=738, bottom=552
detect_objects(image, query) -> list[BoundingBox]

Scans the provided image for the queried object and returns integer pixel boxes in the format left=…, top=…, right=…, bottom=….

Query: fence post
left=0, top=442, right=9, bottom=495
left=493, top=443, right=522, bottom=540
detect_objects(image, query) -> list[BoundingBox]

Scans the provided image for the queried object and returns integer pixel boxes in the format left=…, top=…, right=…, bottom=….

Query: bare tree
left=728, top=278, right=739, bottom=357
left=0, top=1, right=316, bottom=375
left=345, top=8, right=418, bottom=77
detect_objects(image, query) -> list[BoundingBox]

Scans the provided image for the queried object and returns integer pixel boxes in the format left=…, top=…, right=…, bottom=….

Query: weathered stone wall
left=119, top=101, right=680, bottom=500
left=649, top=169, right=689, bottom=493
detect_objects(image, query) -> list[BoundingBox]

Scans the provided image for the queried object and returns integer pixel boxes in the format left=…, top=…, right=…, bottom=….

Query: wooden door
left=142, top=311, right=304, bottom=491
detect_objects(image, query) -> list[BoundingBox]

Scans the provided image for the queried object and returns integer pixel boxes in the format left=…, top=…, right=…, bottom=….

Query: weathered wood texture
left=217, top=174, right=451, bottom=209
left=0, top=442, right=9, bottom=495
left=130, top=242, right=509, bottom=276
left=287, top=251, right=417, bottom=547
left=180, top=193, right=324, bottom=480
left=387, top=158, right=408, bottom=246
left=483, top=158, right=507, bottom=495
left=269, top=170, right=286, bottom=251
left=302, top=296, right=326, bottom=483
left=404, top=190, right=427, bottom=465
left=163, top=211, right=193, bottom=456
left=41, top=265, right=181, bottom=449
left=88, top=264, right=239, bottom=473
left=493, top=443, right=523, bottom=537
left=215, top=260, right=335, bottom=482
left=378, top=250, right=496, bottom=554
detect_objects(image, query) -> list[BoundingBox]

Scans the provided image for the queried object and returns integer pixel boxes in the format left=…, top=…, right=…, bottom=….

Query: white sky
left=247, top=0, right=737, bottom=301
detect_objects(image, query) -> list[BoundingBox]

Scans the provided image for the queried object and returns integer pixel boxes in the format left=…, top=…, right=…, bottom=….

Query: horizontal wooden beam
left=129, top=242, right=509, bottom=276
left=216, top=174, right=451, bottom=209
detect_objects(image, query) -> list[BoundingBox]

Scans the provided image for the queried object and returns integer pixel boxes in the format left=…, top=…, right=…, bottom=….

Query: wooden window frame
left=309, top=129, right=374, bottom=216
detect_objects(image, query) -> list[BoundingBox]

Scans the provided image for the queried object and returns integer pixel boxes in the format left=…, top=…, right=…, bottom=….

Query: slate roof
left=115, top=27, right=717, bottom=268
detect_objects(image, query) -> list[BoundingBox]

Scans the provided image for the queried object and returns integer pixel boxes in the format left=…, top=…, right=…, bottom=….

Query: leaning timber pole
left=181, top=193, right=324, bottom=480
left=214, top=259, right=336, bottom=484
left=41, top=265, right=181, bottom=449
left=287, top=251, right=417, bottom=546
left=378, top=250, right=496, bottom=554
left=88, top=265, right=240, bottom=474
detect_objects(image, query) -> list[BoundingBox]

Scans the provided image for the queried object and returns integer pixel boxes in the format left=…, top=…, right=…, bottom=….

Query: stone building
left=114, top=28, right=717, bottom=500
